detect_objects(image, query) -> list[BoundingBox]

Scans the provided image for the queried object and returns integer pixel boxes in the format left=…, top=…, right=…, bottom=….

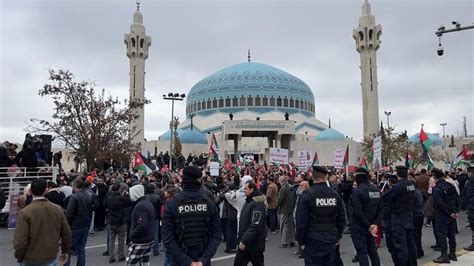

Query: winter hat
left=129, top=184, right=145, bottom=201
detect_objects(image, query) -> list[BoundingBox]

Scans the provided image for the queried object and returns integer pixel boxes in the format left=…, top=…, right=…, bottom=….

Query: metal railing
left=0, top=166, right=58, bottom=214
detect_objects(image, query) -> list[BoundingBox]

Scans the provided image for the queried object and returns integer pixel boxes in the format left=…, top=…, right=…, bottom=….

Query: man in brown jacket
left=13, top=178, right=71, bottom=266
left=266, top=176, right=279, bottom=232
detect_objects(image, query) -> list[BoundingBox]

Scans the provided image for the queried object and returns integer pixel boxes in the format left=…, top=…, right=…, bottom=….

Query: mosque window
left=197, top=101, right=201, bottom=111
left=262, top=96, right=268, bottom=106
left=283, top=98, right=289, bottom=107
left=358, top=31, right=363, bottom=41
left=132, top=38, right=136, bottom=47
left=277, top=97, right=282, bottom=107
left=207, top=99, right=211, bottom=109
left=232, top=97, right=238, bottom=106
left=194, top=102, right=197, bottom=111
left=240, top=96, right=245, bottom=106
left=247, top=96, right=253, bottom=106
left=255, top=96, right=261, bottom=106
left=212, top=99, right=217, bottom=108
left=369, top=29, right=373, bottom=40
left=295, top=99, right=300, bottom=108
left=140, top=39, right=144, bottom=48
left=219, top=98, right=224, bottom=108
left=201, top=101, right=206, bottom=110
left=225, top=98, right=231, bottom=107
left=290, top=98, right=294, bottom=108
left=270, top=97, right=275, bottom=106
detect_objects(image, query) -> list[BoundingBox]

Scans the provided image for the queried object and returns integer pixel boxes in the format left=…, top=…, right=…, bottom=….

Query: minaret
left=125, top=2, right=151, bottom=145
left=353, top=0, right=382, bottom=138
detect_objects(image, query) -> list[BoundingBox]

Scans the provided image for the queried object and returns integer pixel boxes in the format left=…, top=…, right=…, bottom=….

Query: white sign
left=334, top=148, right=344, bottom=169
left=297, top=151, right=312, bottom=171
left=373, top=136, right=383, bottom=170
left=243, top=153, right=254, bottom=163
left=269, top=148, right=289, bottom=165
left=209, top=162, right=219, bottom=176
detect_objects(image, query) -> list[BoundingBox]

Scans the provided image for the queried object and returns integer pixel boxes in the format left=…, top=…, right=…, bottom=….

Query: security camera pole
left=435, top=21, right=474, bottom=55
left=163, top=92, right=186, bottom=171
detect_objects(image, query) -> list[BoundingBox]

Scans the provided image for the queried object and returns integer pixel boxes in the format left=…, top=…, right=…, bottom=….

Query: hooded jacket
left=237, top=189, right=267, bottom=252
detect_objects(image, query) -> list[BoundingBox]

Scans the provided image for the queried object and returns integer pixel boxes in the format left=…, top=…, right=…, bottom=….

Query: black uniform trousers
left=391, top=222, right=417, bottom=266
left=234, top=249, right=264, bottom=266
left=351, top=231, right=380, bottom=266
left=436, top=216, right=457, bottom=254
left=413, top=214, right=424, bottom=256
left=302, top=243, right=335, bottom=266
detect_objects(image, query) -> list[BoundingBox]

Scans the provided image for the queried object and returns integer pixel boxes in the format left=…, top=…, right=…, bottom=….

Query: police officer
left=162, top=166, right=222, bottom=266
left=381, top=175, right=398, bottom=263
left=296, top=166, right=345, bottom=265
left=350, top=167, right=382, bottom=266
left=389, top=165, right=417, bottom=266
left=432, top=168, right=460, bottom=263
left=465, top=166, right=474, bottom=251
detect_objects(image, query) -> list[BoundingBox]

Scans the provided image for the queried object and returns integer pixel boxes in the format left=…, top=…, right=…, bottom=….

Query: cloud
left=1, top=0, right=472, bottom=145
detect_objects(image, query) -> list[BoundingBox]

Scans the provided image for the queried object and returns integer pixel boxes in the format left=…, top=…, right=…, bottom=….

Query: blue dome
left=315, top=128, right=345, bottom=141
left=159, top=128, right=208, bottom=144
left=186, top=62, right=315, bottom=117
left=409, top=132, right=444, bottom=146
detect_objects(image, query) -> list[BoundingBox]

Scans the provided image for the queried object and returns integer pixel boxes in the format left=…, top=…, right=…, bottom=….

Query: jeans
left=108, top=224, right=126, bottom=260
left=20, top=260, right=57, bottom=266
left=152, top=219, right=160, bottom=255
left=268, top=209, right=278, bottom=231
left=65, top=227, right=89, bottom=266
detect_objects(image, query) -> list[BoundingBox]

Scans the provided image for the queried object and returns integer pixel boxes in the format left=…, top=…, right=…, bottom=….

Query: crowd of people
left=6, top=155, right=474, bottom=266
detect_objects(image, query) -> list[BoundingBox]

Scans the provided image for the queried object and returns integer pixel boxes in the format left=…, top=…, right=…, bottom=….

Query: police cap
left=354, top=167, right=369, bottom=178
left=312, top=166, right=328, bottom=175
left=431, top=168, right=445, bottom=179
left=395, top=165, right=408, bottom=178
left=183, top=166, right=202, bottom=179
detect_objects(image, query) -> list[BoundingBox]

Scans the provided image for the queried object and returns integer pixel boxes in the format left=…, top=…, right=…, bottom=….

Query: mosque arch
left=283, top=97, right=289, bottom=107
left=247, top=96, right=253, bottom=106
left=225, top=97, right=231, bottom=107
left=232, top=96, right=238, bottom=106
left=262, top=96, right=268, bottom=106
left=270, top=96, right=275, bottom=106
left=277, top=97, right=282, bottom=107
left=219, top=98, right=224, bottom=108
left=212, top=98, right=217, bottom=108
left=255, top=96, right=261, bottom=106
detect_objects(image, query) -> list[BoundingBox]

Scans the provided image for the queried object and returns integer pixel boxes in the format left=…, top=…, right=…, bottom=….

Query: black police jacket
left=433, top=179, right=460, bottom=220
left=351, top=181, right=382, bottom=232
left=162, top=187, right=221, bottom=265
left=389, top=178, right=415, bottom=228
left=295, top=183, right=345, bottom=246
left=238, top=190, right=267, bottom=252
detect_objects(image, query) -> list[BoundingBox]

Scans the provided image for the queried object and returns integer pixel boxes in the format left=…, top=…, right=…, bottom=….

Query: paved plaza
left=1, top=213, right=472, bottom=266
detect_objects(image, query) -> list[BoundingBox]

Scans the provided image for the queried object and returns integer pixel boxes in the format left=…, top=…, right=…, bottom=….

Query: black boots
left=465, top=244, right=474, bottom=251
left=449, top=249, right=457, bottom=261
left=433, top=254, right=450, bottom=264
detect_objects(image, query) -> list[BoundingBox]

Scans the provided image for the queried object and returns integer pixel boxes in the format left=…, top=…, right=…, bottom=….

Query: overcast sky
left=1, top=0, right=472, bottom=146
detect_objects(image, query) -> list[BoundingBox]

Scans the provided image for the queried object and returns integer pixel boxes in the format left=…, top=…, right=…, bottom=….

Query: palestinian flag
left=427, top=153, right=434, bottom=170
left=420, top=128, right=432, bottom=153
left=405, top=151, right=414, bottom=169
left=342, top=145, right=349, bottom=174
left=312, top=151, right=319, bottom=167
left=235, top=160, right=242, bottom=173
left=359, top=158, right=368, bottom=170
left=454, top=145, right=469, bottom=167
left=208, top=133, right=221, bottom=163
left=133, top=152, right=157, bottom=176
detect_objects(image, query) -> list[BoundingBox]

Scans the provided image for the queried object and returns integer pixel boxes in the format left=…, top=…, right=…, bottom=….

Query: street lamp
left=163, top=92, right=185, bottom=171
left=440, top=123, right=447, bottom=138
left=384, top=111, right=391, bottom=129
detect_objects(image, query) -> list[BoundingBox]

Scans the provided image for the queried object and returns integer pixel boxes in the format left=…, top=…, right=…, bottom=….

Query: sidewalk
left=424, top=249, right=474, bottom=265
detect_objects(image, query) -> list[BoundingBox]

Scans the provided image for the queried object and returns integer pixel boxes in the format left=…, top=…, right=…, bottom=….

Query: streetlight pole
left=440, top=123, right=447, bottom=138
left=384, top=111, right=391, bottom=129
left=435, top=21, right=474, bottom=56
left=163, top=92, right=185, bottom=171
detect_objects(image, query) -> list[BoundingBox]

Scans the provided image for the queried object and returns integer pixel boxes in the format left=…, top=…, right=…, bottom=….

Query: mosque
left=132, top=1, right=383, bottom=167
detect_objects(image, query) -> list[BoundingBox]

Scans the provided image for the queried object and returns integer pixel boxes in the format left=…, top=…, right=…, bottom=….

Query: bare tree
left=29, top=69, right=146, bottom=170
left=362, top=126, right=409, bottom=167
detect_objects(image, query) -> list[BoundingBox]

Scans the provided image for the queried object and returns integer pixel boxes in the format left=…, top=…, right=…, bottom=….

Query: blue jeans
left=152, top=219, right=160, bottom=255
left=20, top=260, right=57, bottom=266
left=65, top=227, right=89, bottom=266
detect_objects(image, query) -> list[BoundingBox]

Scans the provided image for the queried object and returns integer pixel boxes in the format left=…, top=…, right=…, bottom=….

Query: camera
left=437, top=46, right=444, bottom=56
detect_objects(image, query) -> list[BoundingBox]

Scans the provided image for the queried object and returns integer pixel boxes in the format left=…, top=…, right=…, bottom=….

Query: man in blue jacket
left=126, top=184, right=156, bottom=266
left=163, top=166, right=221, bottom=266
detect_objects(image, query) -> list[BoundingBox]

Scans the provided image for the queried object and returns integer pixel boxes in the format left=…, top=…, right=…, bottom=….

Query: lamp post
left=440, top=122, right=447, bottom=138
left=384, top=111, right=392, bottom=129
left=163, top=92, right=185, bottom=171
left=435, top=21, right=474, bottom=56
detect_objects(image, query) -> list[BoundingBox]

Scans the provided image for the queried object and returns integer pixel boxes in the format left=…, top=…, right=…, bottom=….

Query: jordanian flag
left=133, top=152, right=157, bottom=176
left=405, top=151, right=414, bottom=169
left=208, top=133, right=221, bottom=163
left=454, top=145, right=469, bottom=167
left=342, top=145, right=349, bottom=174
left=359, top=158, right=368, bottom=170
left=420, top=128, right=432, bottom=153
left=312, top=151, right=319, bottom=167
